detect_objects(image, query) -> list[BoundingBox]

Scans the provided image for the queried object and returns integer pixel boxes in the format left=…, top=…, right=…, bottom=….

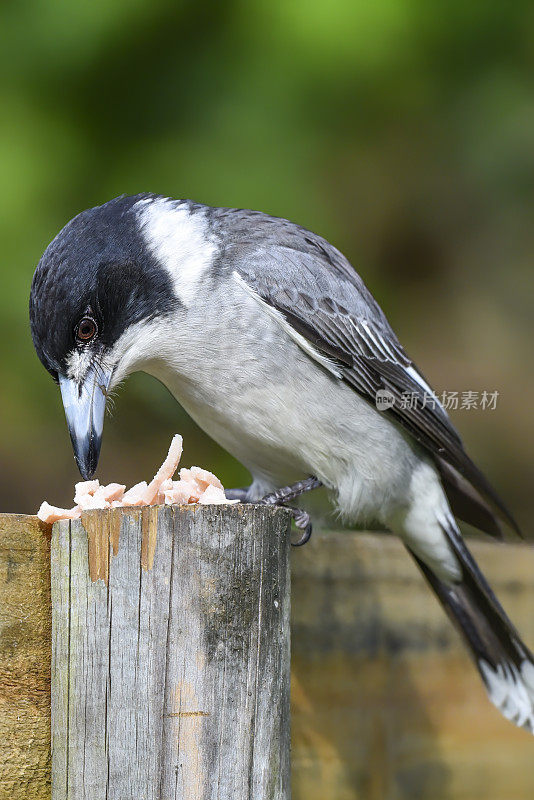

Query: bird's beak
left=59, top=366, right=112, bottom=480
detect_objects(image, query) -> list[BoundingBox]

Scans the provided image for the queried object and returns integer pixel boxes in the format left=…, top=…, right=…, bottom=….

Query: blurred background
left=0, top=0, right=532, bottom=529
left=1, top=3, right=534, bottom=796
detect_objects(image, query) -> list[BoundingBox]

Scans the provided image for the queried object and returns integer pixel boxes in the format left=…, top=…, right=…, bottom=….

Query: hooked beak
left=59, top=366, right=112, bottom=480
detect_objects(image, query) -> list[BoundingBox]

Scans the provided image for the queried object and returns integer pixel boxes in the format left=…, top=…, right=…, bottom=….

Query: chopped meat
left=155, top=478, right=173, bottom=504
left=143, top=434, right=183, bottom=504
left=74, top=479, right=100, bottom=503
left=178, top=469, right=205, bottom=499
left=198, top=485, right=236, bottom=505
left=37, top=501, right=81, bottom=524
left=75, top=479, right=99, bottom=496
left=164, top=481, right=194, bottom=505
left=76, top=493, right=109, bottom=511
left=189, top=466, right=224, bottom=491
left=37, top=433, right=237, bottom=521
left=122, top=481, right=149, bottom=506
left=188, top=481, right=205, bottom=502
left=93, top=483, right=126, bottom=503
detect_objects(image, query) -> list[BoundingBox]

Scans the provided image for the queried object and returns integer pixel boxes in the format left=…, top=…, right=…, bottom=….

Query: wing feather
left=231, top=237, right=519, bottom=534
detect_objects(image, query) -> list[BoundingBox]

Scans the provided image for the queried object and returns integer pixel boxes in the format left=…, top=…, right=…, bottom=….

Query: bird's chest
left=144, top=309, right=312, bottom=484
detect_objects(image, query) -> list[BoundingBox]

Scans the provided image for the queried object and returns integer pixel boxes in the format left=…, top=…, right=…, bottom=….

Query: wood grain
left=51, top=504, right=291, bottom=800
left=0, top=514, right=51, bottom=800
left=2, top=512, right=533, bottom=800
left=291, top=531, right=534, bottom=800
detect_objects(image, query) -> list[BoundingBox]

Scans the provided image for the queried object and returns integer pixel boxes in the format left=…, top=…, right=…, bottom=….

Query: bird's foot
left=225, top=477, right=322, bottom=547
left=259, top=476, right=323, bottom=506
left=283, top=506, right=313, bottom=547
left=260, top=476, right=322, bottom=547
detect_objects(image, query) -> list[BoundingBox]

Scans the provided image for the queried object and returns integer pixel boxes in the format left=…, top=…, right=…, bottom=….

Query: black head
left=30, top=193, right=177, bottom=378
left=29, top=193, right=178, bottom=478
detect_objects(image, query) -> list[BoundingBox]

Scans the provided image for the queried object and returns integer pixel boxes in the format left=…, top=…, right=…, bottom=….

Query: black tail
left=407, top=516, right=534, bottom=733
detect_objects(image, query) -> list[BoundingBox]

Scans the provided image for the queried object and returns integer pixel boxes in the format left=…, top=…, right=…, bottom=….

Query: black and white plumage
left=29, top=193, right=534, bottom=732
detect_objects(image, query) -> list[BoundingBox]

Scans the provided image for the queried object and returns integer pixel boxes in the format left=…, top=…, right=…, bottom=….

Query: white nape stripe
left=136, top=197, right=218, bottom=306
left=233, top=271, right=342, bottom=379
left=480, top=660, right=534, bottom=732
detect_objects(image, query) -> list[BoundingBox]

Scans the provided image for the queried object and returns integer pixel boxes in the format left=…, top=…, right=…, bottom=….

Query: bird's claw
left=287, top=506, right=313, bottom=546
left=260, top=492, right=314, bottom=547
left=226, top=477, right=320, bottom=547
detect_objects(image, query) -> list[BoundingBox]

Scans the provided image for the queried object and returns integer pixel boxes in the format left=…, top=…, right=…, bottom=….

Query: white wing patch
left=406, top=365, right=438, bottom=399
left=136, top=197, right=218, bottom=306
left=354, top=318, right=444, bottom=410
left=359, top=319, right=392, bottom=359
left=233, top=272, right=343, bottom=379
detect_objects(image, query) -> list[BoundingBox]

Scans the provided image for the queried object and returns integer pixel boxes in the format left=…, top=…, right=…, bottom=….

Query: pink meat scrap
left=36, top=433, right=237, bottom=523
left=37, top=501, right=81, bottom=524
left=142, top=434, right=183, bottom=504
left=93, top=483, right=126, bottom=503
left=199, top=484, right=238, bottom=505
left=121, top=481, right=149, bottom=507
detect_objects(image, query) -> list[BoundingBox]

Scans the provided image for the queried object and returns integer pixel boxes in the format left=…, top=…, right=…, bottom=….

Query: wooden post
left=0, top=514, right=51, bottom=800
left=2, top=515, right=534, bottom=799
left=51, top=504, right=291, bottom=800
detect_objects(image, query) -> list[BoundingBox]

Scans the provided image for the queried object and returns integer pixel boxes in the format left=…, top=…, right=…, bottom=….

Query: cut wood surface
left=52, top=505, right=291, bottom=800
left=1, top=513, right=533, bottom=800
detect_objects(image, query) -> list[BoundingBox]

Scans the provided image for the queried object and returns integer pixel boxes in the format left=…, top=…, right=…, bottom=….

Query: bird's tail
left=407, top=516, right=534, bottom=733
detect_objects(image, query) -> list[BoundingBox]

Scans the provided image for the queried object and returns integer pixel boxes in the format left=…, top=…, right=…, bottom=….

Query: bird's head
left=29, top=194, right=213, bottom=479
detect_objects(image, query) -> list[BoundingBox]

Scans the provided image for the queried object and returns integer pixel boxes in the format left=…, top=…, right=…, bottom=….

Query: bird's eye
left=76, top=316, right=97, bottom=342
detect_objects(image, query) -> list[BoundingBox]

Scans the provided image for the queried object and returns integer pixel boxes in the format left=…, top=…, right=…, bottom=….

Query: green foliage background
left=1, top=0, right=532, bottom=527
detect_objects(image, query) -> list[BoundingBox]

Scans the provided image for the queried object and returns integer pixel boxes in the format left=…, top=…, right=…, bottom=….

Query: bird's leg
left=260, top=476, right=322, bottom=547
left=225, top=476, right=322, bottom=504
left=224, top=487, right=251, bottom=502
left=260, top=476, right=323, bottom=506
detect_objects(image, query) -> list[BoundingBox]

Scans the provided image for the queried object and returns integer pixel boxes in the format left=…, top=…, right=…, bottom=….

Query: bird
left=29, top=192, right=534, bottom=732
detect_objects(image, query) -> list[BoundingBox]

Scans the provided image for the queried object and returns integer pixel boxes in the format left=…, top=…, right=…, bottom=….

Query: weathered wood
left=2, top=513, right=534, bottom=800
left=51, top=505, right=291, bottom=800
left=0, top=514, right=51, bottom=800
left=291, top=531, right=534, bottom=800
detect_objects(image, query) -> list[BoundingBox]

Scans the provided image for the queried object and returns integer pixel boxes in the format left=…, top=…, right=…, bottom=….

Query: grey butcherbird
left=30, top=193, right=534, bottom=732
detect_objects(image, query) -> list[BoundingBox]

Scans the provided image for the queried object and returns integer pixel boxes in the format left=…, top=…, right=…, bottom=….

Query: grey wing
left=232, top=238, right=519, bottom=536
